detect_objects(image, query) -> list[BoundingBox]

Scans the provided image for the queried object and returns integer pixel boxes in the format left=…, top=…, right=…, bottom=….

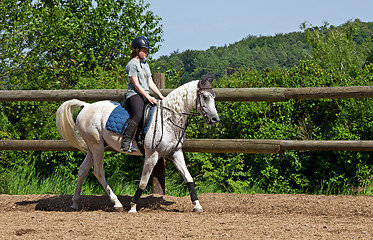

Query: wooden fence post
left=152, top=73, right=165, bottom=89
left=151, top=73, right=166, bottom=195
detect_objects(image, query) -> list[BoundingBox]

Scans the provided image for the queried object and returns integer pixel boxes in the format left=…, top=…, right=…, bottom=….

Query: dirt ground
left=1, top=193, right=373, bottom=239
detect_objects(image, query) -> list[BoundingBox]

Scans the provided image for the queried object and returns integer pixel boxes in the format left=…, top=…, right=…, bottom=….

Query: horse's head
left=196, top=74, right=220, bottom=125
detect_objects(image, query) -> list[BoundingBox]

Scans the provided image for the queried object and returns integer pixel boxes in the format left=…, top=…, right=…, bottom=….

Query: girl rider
left=121, top=36, right=165, bottom=152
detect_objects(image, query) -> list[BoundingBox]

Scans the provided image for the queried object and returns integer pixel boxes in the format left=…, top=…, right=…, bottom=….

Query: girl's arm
left=149, top=76, right=165, bottom=100
left=130, top=76, right=158, bottom=104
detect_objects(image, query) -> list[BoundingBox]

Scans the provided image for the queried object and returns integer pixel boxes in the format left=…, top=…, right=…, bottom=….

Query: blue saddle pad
left=105, top=101, right=154, bottom=135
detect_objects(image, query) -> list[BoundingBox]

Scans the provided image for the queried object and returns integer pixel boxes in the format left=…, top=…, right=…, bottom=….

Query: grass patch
left=2, top=161, right=373, bottom=197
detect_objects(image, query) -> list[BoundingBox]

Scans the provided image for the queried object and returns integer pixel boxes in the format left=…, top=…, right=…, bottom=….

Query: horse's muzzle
left=206, top=115, right=220, bottom=125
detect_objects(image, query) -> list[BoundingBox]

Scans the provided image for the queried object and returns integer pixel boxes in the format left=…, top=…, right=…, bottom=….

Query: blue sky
left=143, top=0, right=373, bottom=59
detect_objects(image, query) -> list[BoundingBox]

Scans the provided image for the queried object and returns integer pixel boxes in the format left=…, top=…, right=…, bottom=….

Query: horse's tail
left=56, top=99, right=88, bottom=153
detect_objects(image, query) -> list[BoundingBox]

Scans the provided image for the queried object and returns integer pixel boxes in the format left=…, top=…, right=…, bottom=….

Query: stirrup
left=120, top=138, right=132, bottom=152
left=127, top=141, right=137, bottom=153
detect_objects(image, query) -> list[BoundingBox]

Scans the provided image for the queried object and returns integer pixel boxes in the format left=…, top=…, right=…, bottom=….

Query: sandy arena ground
left=1, top=193, right=373, bottom=239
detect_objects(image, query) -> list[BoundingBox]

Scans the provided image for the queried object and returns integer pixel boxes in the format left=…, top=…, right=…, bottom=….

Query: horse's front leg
left=170, top=150, right=203, bottom=213
left=129, top=151, right=159, bottom=213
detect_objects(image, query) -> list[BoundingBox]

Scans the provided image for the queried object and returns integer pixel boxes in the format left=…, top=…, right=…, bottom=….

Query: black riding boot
left=120, top=119, right=138, bottom=152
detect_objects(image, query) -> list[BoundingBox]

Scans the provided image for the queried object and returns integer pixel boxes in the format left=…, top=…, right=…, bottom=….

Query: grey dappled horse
left=56, top=78, right=220, bottom=213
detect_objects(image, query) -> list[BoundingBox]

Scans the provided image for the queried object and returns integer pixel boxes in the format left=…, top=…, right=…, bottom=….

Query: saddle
left=137, top=103, right=154, bottom=141
left=105, top=101, right=155, bottom=154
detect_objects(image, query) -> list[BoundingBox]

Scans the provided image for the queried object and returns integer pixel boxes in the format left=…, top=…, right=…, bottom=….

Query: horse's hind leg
left=71, top=149, right=94, bottom=210
left=91, top=143, right=123, bottom=211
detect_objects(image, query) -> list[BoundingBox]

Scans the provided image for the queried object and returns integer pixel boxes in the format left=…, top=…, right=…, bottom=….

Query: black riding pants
left=127, top=94, right=146, bottom=124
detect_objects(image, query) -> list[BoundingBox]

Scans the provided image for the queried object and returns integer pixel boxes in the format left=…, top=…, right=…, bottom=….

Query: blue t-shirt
left=125, top=58, right=151, bottom=99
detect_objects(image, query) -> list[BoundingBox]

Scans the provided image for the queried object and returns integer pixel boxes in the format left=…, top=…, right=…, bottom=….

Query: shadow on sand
left=15, top=195, right=177, bottom=212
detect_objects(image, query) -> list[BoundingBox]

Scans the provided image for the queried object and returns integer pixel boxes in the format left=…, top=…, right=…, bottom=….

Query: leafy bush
left=183, top=60, right=373, bottom=194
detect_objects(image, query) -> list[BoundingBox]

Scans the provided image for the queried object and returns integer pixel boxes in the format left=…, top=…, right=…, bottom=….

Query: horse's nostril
left=212, top=117, right=219, bottom=123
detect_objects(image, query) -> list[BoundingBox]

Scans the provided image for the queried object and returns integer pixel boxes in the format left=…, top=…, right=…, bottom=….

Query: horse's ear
left=202, top=73, right=215, bottom=84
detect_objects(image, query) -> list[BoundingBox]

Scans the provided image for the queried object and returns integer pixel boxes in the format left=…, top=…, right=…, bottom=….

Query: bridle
left=151, top=80, right=216, bottom=152
left=196, top=80, right=216, bottom=119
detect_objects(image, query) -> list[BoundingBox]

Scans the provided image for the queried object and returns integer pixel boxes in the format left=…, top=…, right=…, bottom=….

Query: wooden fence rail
left=2, top=86, right=373, bottom=102
left=2, top=139, right=373, bottom=153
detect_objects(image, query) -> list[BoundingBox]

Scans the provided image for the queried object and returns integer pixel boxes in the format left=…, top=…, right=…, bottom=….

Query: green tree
left=301, top=20, right=372, bottom=75
left=0, top=0, right=164, bottom=139
left=0, top=0, right=163, bottom=90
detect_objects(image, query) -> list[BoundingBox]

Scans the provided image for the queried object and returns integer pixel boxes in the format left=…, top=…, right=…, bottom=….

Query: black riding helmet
left=131, top=36, right=152, bottom=49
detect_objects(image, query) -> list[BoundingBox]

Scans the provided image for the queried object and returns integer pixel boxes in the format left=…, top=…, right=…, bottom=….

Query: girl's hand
left=148, top=96, right=158, bottom=105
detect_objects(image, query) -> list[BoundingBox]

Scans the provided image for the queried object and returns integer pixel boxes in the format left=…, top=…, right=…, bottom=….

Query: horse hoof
left=113, top=206, right=123, bottom=212
left=128, top=202, right=137, bottom=213
left=193, top=207, right=203, bottom=213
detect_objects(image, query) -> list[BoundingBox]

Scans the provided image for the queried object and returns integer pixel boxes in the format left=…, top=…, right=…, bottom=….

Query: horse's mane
left=162, top=80, right=198, bottom=113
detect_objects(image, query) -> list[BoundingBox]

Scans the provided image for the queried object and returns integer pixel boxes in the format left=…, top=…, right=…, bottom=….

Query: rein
left=151, top=79, right=215, bottom=153
left=151, top=100, right=199, bottom=151
left=152, top=82, right=209, bottom=152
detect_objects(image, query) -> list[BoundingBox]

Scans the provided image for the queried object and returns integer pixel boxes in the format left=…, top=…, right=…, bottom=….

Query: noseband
left=196, top=79, right=215, bottom=118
